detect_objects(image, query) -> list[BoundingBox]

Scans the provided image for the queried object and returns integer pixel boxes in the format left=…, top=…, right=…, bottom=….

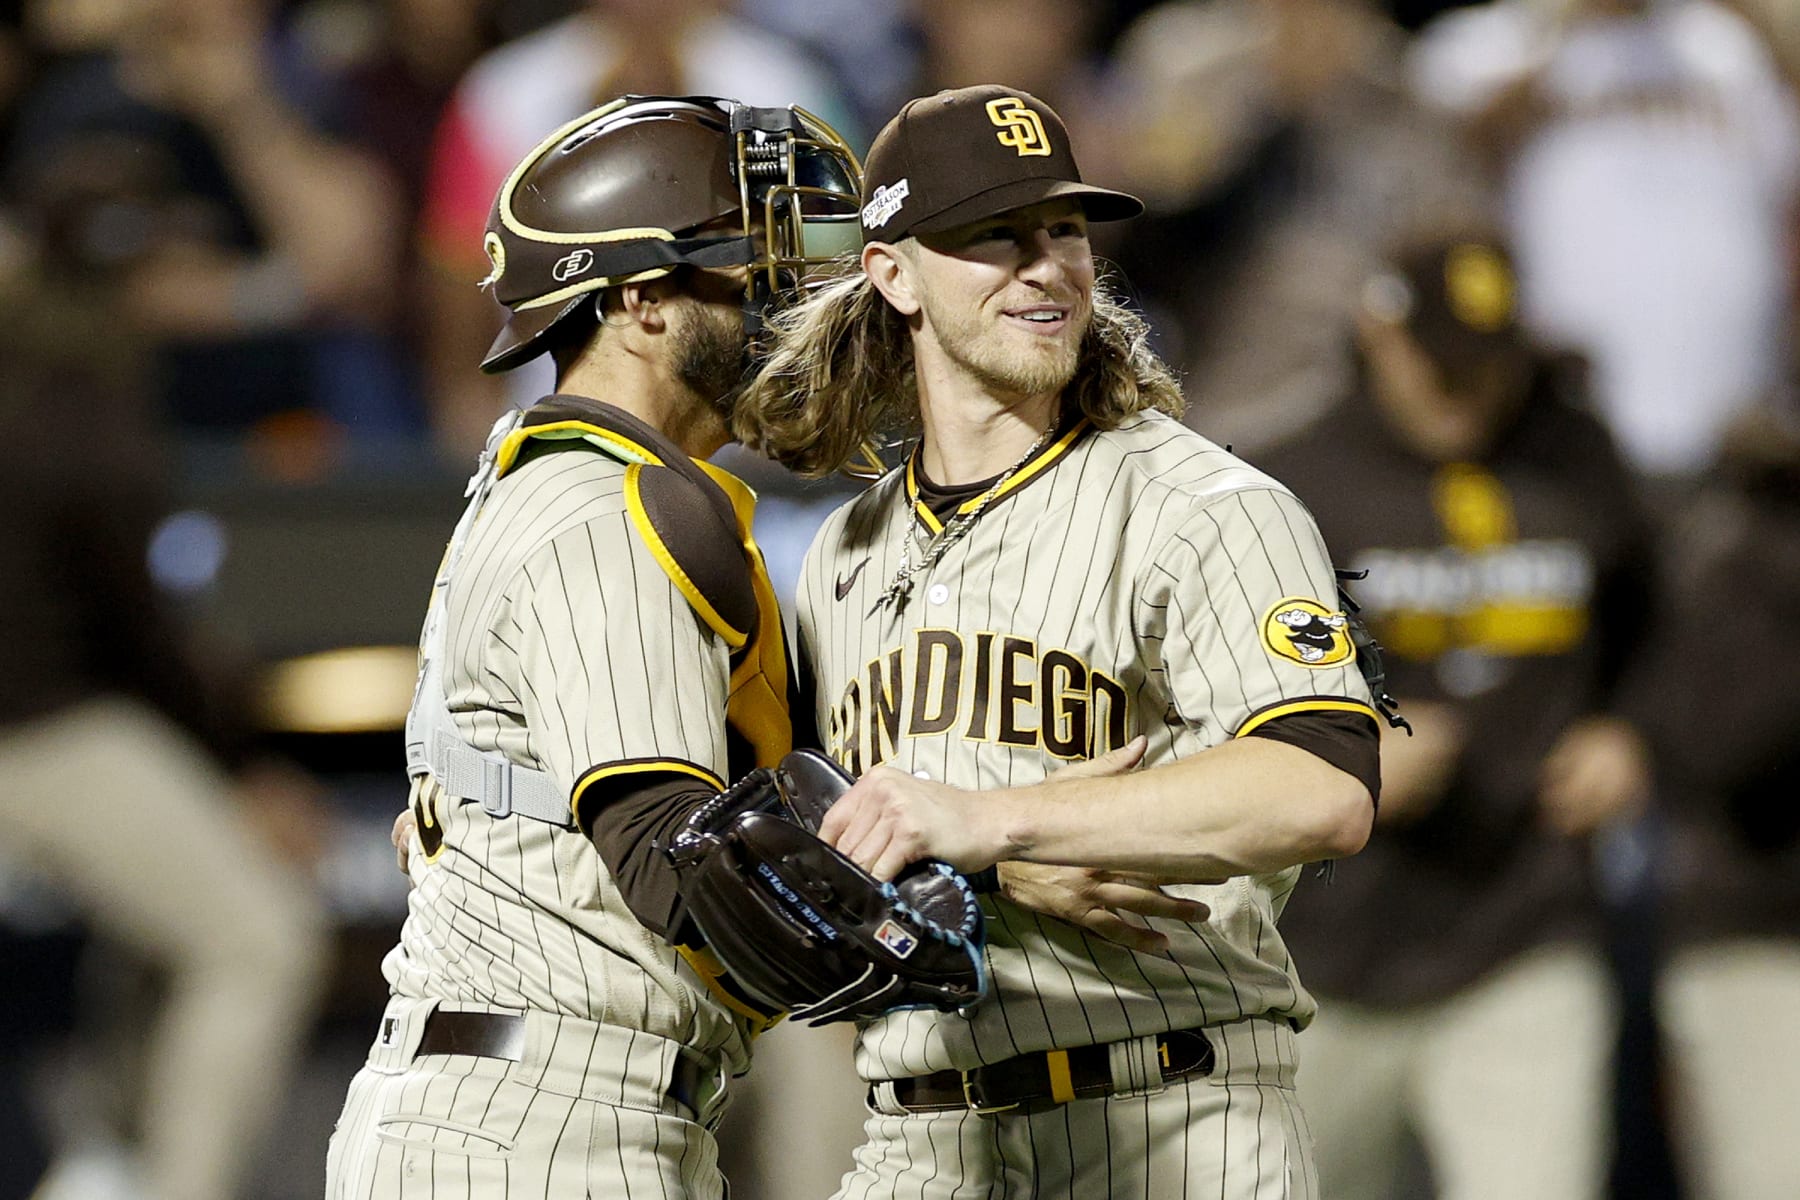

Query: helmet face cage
left=733, top=106, right=863, bottom=323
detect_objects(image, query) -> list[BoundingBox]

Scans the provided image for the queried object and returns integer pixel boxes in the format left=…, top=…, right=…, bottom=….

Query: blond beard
left=922, top=291, right=1088, bottom=400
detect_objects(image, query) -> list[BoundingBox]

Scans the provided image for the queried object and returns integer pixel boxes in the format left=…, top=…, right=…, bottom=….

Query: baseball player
left=323, top=96, right=863, bottom=1199
left=737, top=84, right=1391, bottom=1199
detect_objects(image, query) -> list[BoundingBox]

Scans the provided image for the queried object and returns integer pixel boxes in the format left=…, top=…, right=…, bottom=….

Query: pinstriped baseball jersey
left=795, top=409, right=1377, bottom=1083
left=384, top=412, right=777, bottom=1079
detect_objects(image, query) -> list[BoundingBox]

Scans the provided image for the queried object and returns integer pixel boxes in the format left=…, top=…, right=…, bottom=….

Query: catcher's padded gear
left=665, top=751, right=987, bottom=1025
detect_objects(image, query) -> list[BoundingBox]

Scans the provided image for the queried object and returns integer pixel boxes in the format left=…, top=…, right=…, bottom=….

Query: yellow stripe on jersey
left=570, top=758, right=726, bottom=823
left=624, top=464, right=751, bottom=648
left=1234, top=698, right=1380, bottom=739
left=975, top=419, right=1090, bottom=512
left=494, top=419, right=665, bottom=477
left=905, top=457, right=944, bottom=534
left=496, top=411, right=793, bottom=772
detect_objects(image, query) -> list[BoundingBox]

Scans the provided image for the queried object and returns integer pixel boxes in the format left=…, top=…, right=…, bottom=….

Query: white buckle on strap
left=480, top=758, right=512, bottom=818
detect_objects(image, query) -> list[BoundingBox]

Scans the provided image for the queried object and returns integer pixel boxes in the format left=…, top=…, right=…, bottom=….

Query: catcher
left=327, top=95, right=876, bottom=1200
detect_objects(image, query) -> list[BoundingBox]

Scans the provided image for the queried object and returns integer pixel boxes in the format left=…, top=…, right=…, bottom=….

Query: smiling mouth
left=1004, top=306, right=1073, bottom=334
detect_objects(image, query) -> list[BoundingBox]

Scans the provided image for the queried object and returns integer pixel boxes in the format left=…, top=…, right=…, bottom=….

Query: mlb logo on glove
left=875, top=919, right=919, bottom=959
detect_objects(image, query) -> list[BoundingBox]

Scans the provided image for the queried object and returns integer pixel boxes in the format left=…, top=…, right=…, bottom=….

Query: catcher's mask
left=479, top=95, right=863, bottom=374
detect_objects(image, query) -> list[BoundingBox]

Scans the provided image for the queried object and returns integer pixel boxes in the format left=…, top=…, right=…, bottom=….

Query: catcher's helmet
left=479, top=95, right=862, bottom=374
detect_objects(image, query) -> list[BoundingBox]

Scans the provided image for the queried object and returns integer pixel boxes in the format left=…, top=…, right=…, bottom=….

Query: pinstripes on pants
left=326, top=997, right=729, bottom=1200
left=832, top=1018, right=1317, bottom=1200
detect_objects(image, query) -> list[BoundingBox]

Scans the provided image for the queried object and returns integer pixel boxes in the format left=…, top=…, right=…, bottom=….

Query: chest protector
left=404, top=397, right=793, bottom=827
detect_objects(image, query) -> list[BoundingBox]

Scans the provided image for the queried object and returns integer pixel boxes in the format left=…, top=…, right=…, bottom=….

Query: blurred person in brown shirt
left=1617, top=402, right=1800, bottom=1199
left=0, top=253, right=329, bottom=1200
left=1257, top=228, right=1654, bottom=1200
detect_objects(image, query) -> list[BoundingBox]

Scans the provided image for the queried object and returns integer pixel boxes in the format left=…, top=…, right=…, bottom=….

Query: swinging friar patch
left=1261, top=597, right=1354, bottom=668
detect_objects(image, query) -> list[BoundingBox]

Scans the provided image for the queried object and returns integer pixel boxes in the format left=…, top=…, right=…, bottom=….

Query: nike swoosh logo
left=835, top=557, right=871, bottom=601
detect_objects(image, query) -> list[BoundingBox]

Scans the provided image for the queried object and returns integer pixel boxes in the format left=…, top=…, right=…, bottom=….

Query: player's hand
left=819, top=738, right=1149, bottom=882
left=1538, top=715, right=1651, bottom=836
left=392, top=808, right=419, bottom=877
left=819, top=766, right=988, bottom=882
left=997, top=863, right=1208, bottom=954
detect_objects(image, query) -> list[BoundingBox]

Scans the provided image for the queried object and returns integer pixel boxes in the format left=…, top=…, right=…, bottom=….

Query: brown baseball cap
left=1362, top=232, right=1530, bottom=387
left=858, top=84, right=1143, bottom=244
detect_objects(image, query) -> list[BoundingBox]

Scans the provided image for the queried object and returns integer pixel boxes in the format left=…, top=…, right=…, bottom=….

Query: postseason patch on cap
left=862, top=179, right=911, bottom=230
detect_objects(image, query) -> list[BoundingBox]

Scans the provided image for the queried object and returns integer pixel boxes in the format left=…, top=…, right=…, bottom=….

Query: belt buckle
left=961, top=1069, right=1019, bottom=1116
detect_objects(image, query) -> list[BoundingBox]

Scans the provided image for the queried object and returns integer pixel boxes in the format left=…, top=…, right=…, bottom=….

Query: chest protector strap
left=403, top=399, right=793, bottom=829
left=404, top=408, right=572, bottom=825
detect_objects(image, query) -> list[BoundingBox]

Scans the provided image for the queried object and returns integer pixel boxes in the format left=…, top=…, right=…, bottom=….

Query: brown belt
left=414, top=1010, right=709, bottom=1117
left=881, top=1026, right=1216, bottom=1116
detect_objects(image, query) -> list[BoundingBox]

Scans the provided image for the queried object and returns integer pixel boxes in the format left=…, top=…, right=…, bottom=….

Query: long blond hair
left=734, top=268, right=1186, bottom=478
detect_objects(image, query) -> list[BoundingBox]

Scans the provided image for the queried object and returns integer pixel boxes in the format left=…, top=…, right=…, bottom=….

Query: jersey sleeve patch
left=625, top=464, right=757, bottom=648
left=1260, top=597, right=1354, bottom=668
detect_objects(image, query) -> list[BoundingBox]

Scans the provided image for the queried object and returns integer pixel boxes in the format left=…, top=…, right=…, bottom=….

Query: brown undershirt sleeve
left=1244, top=709, right=1383, bottom=805
left=579, top=774, right=718, bottom=939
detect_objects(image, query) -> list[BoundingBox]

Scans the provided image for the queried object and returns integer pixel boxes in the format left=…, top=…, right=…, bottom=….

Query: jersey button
left=927, top=583, right=950, bottom=605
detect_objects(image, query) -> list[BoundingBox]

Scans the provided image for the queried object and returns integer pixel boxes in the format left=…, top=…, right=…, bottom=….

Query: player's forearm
left=990, top=739, right=1373, bottom=879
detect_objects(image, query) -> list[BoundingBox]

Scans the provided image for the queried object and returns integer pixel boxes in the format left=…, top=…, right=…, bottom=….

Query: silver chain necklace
left=870, top=421, right=1060, bottom=615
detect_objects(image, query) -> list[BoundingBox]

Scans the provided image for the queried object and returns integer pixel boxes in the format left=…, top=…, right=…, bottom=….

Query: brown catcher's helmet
left=479, top=95, right=862, bottom=374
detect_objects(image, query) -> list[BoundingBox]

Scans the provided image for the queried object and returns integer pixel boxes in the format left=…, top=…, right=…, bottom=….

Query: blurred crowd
left=0, top=0, right=1797, bottom=1198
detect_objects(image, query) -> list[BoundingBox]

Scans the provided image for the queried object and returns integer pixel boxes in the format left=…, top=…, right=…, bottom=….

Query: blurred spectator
left=1618, top=401, right=1800, bottom=1199
left=315, top=0, right=498, bottom=208
left=0, top=247, right=330, bottom=1199
left=1103, top=0, right=1492, bottom=449
left=295, top=0, right=504, bottom=389
left=5, top=0, right=416, bottom=442
left=416, top=0, right=853, bottom=453
left=1411, top=0, right=1800, bottom=480
left=739, top=0, right=907, bottom=133
left=907, top=0, right=1110, bottom=122
left=1259, top=230, right=1654, bottom=1199
left=0, top=1, right=32, bottom=140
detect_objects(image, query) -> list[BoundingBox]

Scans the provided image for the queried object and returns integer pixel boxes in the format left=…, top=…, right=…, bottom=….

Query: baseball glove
left=665, top=750, right=987, bottom=1026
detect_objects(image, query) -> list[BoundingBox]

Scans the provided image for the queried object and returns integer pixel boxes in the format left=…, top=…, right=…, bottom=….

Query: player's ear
left=863, top=241, right=921, bottom=318
left=614, top=278, right=674, bottom=333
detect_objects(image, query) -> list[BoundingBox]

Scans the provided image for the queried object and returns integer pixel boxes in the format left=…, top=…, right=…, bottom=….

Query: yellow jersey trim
left=695, top=462, right=793, bottom=769
left=676, top=944, right=786, bottom=1037
left=906, top=418, right=1092, bottom=532
left=493, top=411, right=792, bottom=771
left=1045, top=1049, right=1076, bottom=1104
left=494, top=419, right=664, bottom=477
left=569, top=759, right=725, bottom=822
left=1235, top=698, right=1380, bottom=740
